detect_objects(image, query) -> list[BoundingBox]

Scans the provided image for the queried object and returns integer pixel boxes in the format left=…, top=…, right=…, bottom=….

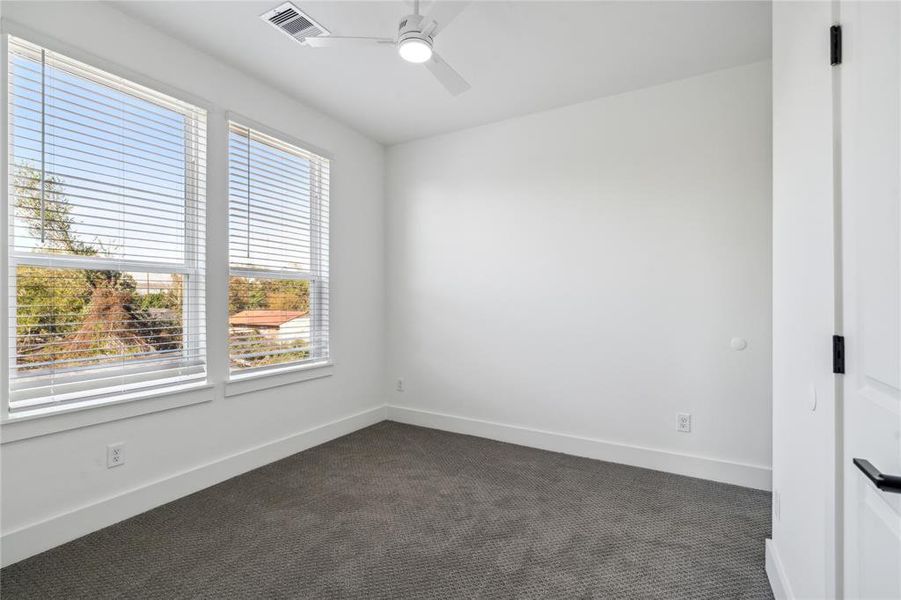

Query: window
left=227, top=122, right=329, bottom=375
left=7, top=38, right=206, bottom=413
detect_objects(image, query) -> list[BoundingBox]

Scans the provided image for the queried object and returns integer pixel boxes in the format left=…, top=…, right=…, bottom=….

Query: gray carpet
left=1, top=421, right=773, bottom=599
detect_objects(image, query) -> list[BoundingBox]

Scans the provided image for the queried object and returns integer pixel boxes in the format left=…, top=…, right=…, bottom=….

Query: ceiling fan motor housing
left=397, top=13, right=433, bottom=49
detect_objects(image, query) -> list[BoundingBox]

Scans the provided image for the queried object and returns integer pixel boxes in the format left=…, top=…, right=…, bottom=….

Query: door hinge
left=833, top=335, right=845, bottom=374
left=831, top=25, right=842, bottom=66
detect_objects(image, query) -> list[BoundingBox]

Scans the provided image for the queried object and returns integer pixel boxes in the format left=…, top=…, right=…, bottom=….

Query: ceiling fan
left=300, top=0, right=472, bottom=96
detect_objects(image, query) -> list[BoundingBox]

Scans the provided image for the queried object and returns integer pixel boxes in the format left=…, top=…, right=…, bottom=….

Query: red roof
left=228, top=310, right=308, bottom=328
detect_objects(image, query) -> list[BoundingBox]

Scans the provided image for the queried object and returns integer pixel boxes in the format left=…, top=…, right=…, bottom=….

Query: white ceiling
left=115, top=1, right=772, bottom=145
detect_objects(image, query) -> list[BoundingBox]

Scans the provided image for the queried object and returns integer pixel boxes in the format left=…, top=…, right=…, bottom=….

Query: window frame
left=224, top=112, right=333, bottom=386
left=1, top=30, right=215, bottom=426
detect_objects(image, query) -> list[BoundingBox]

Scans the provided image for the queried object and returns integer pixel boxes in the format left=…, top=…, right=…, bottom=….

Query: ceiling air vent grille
left=261, top=2, right=329, bottom=43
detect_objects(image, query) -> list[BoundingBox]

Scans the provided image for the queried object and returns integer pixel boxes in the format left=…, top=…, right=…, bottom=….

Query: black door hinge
left=833, top=335, right=845, bottom=374
left=831, top=25, right=842, bottom=66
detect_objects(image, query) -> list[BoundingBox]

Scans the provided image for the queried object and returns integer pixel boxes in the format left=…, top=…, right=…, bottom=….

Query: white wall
left=768, top=2, right=839, bottom=599
left=0, top=1, right=385, bottom=566
left=385, top=61, right=773, bottom=490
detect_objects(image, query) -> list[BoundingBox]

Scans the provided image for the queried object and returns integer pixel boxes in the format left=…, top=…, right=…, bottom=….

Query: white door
left=841, top=1, right=901, bottom=598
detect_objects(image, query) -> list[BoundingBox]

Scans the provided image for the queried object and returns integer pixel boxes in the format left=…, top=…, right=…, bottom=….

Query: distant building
left=228, top=310, right=310, bottom=341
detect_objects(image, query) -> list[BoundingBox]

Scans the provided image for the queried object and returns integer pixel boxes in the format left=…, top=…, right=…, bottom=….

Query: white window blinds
left=227, top=121, right=330, bottom=374
left=7, top=37, right=207, bottom=412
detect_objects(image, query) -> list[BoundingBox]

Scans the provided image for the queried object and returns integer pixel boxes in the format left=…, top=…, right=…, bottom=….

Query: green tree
left=263, top=279, right=309, bottom=312
left=228, top=276, right=252, bottom=314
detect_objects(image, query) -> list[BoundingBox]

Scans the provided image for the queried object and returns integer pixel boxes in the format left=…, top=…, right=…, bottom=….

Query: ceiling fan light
left=398, top=37, right=432, bottom=63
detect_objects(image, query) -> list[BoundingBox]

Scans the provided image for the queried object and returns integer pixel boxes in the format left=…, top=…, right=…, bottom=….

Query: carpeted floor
left=1, top=421, right=773, bottom=599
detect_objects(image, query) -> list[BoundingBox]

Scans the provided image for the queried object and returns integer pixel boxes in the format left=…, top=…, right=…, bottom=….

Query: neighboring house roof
left=229, top=310, right=309, bottom=328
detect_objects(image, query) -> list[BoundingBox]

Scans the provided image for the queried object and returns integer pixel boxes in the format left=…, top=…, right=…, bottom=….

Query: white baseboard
left=1, top=405, right=387, bottom=568
left=766, top=538, right=793, bottom=600
left=387, top=405, right=772, bottom=491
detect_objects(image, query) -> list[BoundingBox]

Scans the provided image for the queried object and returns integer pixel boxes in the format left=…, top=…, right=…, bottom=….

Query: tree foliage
left=228, top=277, right=309, bottom=314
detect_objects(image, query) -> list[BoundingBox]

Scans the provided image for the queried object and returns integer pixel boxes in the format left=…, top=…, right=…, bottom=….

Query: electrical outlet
left=677, top=413, right=691, bottom=433
left=396, top=378, right=404, bottom=392
left=107, top=443, right=125, bottom=468
left=774, top=490, right=781, bottom=521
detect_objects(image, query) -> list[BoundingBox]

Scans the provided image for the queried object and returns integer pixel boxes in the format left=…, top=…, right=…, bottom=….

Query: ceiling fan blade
left=421, top=1, right=470, bottom=37
left=425, top=52, right=471, bottom=96
left=304, top=36, right=395, bottom=48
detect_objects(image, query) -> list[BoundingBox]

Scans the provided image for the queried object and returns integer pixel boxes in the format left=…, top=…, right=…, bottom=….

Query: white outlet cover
left=107, top=443, right=125, bottom=468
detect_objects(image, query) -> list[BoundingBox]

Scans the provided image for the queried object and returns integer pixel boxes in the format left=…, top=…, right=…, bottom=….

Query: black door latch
left=833, top=335, right=845, bottom=374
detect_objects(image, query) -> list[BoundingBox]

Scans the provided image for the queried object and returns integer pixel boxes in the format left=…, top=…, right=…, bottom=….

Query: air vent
left=261, top=2, right=329, bottom=43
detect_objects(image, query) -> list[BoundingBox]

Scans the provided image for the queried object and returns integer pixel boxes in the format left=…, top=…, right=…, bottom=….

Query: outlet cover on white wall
left=677, top=413, right=692, bottom=433
left=107, top=443, right=125, bottom=468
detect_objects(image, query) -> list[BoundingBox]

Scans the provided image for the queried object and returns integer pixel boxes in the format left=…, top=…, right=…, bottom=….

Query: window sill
left=1, top=382, right=215, bottom=444
left=225, top=362, right=334, bottom=398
